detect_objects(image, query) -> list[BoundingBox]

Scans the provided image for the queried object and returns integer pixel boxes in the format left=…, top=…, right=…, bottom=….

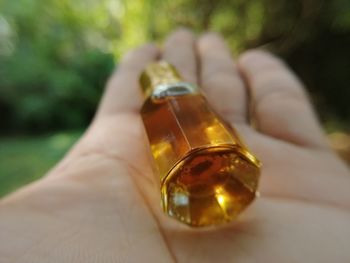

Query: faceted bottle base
left=161, top=146, right=260, bottom=227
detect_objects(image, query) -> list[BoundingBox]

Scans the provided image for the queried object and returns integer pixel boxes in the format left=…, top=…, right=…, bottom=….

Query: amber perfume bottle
left=140, top=61, right=261, bottom=227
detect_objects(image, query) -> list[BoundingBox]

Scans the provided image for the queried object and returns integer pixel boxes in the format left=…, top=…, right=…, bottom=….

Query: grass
left=0, top=131, right=82, bottom=198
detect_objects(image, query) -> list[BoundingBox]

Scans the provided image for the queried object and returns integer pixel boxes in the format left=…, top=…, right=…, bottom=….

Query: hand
left=1, top=29, right=349, bottom=263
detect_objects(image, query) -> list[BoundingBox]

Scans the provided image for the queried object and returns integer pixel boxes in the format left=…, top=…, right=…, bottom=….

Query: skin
left=1, top=29, right=349, bottom=263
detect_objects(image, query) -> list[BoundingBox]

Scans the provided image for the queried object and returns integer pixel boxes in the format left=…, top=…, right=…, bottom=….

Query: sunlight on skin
left=0, top=29, right=349, bottom=263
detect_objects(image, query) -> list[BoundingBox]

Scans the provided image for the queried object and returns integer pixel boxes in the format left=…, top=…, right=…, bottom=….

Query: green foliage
left=1, top=49, right=114, bottom=131
left=0, top=0, right=115, bottom=132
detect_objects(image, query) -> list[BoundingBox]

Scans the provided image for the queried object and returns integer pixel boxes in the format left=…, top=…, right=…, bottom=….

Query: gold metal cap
left=140, top=61, right=182, bottom=98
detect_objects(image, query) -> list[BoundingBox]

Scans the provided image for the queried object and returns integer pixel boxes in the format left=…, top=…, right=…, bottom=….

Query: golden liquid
left=141, top=94, right=260, bottom=227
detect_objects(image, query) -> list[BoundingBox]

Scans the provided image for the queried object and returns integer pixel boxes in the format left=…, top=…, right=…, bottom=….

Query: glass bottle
left=140, top=61, right=261, bottom=227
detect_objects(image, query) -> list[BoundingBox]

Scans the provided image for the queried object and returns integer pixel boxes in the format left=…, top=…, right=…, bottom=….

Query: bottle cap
left=140, top=61, right=182, bottom=98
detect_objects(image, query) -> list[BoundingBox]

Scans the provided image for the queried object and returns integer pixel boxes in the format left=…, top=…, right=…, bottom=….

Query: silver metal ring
left=151, top=82, right=199, bottom=99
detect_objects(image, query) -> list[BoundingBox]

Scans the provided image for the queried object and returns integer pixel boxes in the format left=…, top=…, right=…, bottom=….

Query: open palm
left=1, top=30, right=349, bottom=263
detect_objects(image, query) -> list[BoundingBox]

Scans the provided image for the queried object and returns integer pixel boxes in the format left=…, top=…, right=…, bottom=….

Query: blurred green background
left=1, top=0, right=349, bottom=197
